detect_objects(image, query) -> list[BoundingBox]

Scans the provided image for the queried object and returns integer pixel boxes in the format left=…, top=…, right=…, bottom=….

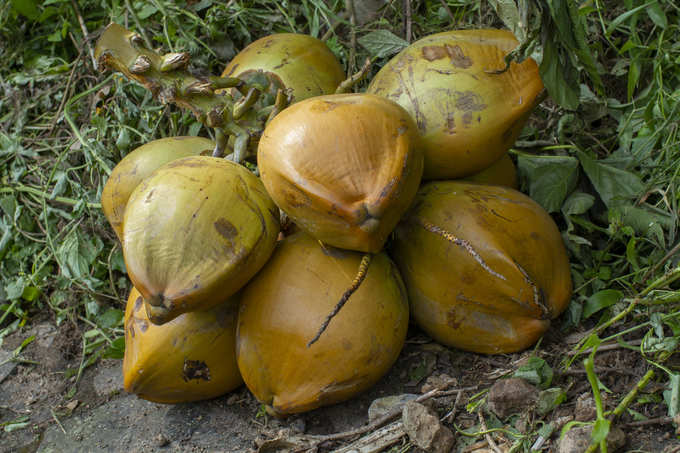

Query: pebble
left=558, top=425, right=626, bottom=453
left=486, top=378, right=538, bottom=419
left=402, top=401, right=454, bottom=453
left=368, top=393, right=418, bottom=423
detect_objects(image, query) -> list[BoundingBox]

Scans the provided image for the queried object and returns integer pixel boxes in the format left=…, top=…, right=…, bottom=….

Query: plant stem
left=609, top=369, right=655, bottom=419
left=0, top=185, right=101, bottom=209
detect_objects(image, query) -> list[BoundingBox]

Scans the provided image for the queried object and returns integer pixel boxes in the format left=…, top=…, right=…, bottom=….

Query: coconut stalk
left=94, top=24, right=369, bottom=162
left=94, top=23, right=290, bottom=161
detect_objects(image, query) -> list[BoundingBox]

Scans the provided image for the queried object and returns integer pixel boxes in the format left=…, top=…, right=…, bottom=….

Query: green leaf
left=606, top=1, right=655, bottom=35
left=591, top=418, right=611, bottom=444
left=98, top=308, right=123, bottom=329
left=539, top=37, right=580, bottom=110
left=10, top=0, right=40, bottom=20
left=136, top=3, right=158, bottom=20
left=577, top=151, right=644, bottom=207
left=102, top=337, right=125, bottom=360
left=517, top=154, right=579, bottom=212
left=21, top=286, right=40, bottom=302
left=647, top=1, right=667, bottom=28
left=583, top=289, right=622, bottom=319
left=513, top=356, right=553, bottom=389
left=2, top=415, right=30, bottom=433
left=609, top=205, right=673, bottom=235
left=55, top=232, right=102, bottom=280
left=562, top=192, right=595, bottom=216
left=536, top=387, right=567, bottom=415
left=358, top=30, right=409, bottom=59
left=5, top=277, right=26, bottom=300
left=487, top=0, right=523, bottom=40
left=664, top=373, right=679, bottom=417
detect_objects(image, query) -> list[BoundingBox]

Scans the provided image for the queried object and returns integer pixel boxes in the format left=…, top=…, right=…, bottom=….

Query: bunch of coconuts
left=95, top=25, right=571, bottom=414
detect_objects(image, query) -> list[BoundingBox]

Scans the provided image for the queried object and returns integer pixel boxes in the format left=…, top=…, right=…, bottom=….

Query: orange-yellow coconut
left=368, top=29, right=543, bottom=179
left=257, top=93, right=423, bottom=253
left=236, top=232, right=409, bottom=414
left=392, top=181, right=571, bottom=354
left=123, top=287, right=242, bottom=403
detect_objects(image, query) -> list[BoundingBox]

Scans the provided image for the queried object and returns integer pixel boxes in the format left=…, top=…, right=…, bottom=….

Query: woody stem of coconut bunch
left=93, top=23, right=286, bottom=163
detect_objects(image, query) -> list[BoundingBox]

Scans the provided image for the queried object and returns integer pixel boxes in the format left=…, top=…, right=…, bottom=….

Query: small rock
left=574, top=393, right=597, bottom=421
left=421, top=373, right=457, bottom=393
left=552, top=415, right=574, bottom=431
left=0, top=349, right=18, bottom=383
left=487, top=378, right=538, bottom=419
left=402, top=401, right=455, bottom=453
left=368, top=394, right=418, bottom=423
left=558, top=425, right=626, bottom=453
left=155, top=433, right=170, bottom=447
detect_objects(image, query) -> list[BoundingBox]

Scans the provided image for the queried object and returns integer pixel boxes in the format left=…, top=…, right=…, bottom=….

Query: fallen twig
left=478, top=410, right=502, bottom=453
left=309, top=384, right=477, bottom=444
left=621, top=416, right=674, bottom=428
left=330, top=421, right=406, bottom=453
left=567, top=339, right=642, bottom=356
left=642, top=241, right=680, bottom=284
left=70, top=0, right=96, bottom=68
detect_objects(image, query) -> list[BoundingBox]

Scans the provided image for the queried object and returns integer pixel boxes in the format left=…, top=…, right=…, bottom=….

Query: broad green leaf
left=577, top=151, right=644, bottom=207
left=517, top=154, right=579, bottom=212
left=562, top=192, right=595, bottom=216
left=487, top=0, right=523, bottom=40
left=358, top=30, right=409, bottom=59
left=98, top=308, right=123, bottom=329
left=536, top=387, right=567, bottom=415
left=513, top=356, right=553, bottom=389
left=4, top=277, right=26, bottom=300
left=609, top=205, right=673, bottom=235
left=583, top=289, right=623, bottom=319
left=0, top=195, right=17, bottom=219
left=591, top=418, right=611, bottom=444
left=102, top=337, right=125, bottom=359
left=539, top=37, right=579, bottom=110
left=10, top=0, right=40, bottom=20
left=647, top=1, right=667, bottom=28
left=664, top=373, right=679, bottom=417
left=21, top=286, right=39, bottom=302
left=56, top=232, right=102, bottom=280
left=137, top=4, right=158, bottom=20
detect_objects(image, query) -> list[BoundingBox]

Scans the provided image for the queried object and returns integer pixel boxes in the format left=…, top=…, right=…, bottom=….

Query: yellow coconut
left=221, top=33, right=345, bottom=103
left=257, top=93, right=423, bottom=253
left=368, top=29, right=543, bottom=179
left=123, top=156, right=279, bottom=324
left=236, top=232, right=409, bottom=415
left=123, top=286, right=243, bottom=403
left=391, top=181, right=572, bottom=354
left=102, top=136, right=214, bottom=241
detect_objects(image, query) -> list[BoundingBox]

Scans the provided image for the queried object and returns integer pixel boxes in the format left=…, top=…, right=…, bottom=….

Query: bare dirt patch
left=1, top=322, right=677, bottom=453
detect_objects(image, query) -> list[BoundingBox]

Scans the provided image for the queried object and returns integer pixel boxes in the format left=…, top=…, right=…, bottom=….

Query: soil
left=1, top=320, right=678, bottom=453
